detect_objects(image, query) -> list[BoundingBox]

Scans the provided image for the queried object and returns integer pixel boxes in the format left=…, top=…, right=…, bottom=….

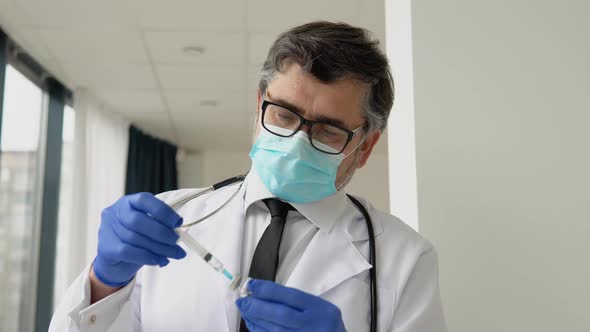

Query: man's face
left=253, top=62, right=381, bottom=189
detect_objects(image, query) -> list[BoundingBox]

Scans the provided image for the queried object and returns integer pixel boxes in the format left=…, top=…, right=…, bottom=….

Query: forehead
left=266, top=62, right=368, bottom=126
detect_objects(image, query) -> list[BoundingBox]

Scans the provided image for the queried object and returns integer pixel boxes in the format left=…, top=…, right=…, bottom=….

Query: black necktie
left=239, top=198, right=292, bottom=331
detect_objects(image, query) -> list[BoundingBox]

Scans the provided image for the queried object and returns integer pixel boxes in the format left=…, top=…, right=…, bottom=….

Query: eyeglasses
left=261, top=100, right=366, bottom=155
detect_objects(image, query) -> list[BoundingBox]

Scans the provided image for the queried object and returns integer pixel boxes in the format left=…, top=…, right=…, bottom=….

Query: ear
left=357, top=130, right=382, bottom=168
left=257, top=89, right=262, bottom=110
left=253, top=90, right=263, bottom=138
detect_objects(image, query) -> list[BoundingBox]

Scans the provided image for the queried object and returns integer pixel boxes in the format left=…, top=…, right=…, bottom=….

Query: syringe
left=176, top=228, right=243, bottom=291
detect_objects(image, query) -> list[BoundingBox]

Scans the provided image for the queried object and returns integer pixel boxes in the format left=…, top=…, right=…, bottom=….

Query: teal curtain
left=125, top=125, right=178, bottom=194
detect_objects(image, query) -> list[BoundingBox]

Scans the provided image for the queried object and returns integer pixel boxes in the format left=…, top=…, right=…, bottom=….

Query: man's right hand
left=92, top=192, right=187, bottom=288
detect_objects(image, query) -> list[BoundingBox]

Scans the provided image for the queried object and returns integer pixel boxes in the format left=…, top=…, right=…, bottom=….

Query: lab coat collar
left=243, top=168, right=348, bottom=233
left=284, top=223, right=373, bottom=296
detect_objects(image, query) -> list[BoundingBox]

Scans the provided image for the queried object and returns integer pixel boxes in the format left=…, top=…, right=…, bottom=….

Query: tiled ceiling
left=0, top=0, right=387, bottom=152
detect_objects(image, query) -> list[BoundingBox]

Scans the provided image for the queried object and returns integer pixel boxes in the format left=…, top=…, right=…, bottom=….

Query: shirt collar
left=243, top=167, right=348, bottom=232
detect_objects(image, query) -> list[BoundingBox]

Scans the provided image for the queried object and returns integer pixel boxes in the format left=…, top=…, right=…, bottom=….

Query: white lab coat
left=50, top=176, right=446, bottom=332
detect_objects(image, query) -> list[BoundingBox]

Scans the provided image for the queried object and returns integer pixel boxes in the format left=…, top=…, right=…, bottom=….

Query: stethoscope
left=169, top=174, right=378, bottom=332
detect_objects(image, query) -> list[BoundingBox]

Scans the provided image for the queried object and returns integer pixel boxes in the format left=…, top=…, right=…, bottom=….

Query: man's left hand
left=236, top=279, right=346, bottom=331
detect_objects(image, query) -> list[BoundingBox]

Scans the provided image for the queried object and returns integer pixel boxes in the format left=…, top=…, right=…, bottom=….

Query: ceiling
left=0, top=0, right=387, bottom=153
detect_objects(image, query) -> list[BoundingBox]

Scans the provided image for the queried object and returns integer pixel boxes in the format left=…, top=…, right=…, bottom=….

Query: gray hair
left=258, top=21, right=394, bottom=133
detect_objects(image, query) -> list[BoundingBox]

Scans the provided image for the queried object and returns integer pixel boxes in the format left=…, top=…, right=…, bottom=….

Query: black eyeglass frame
left=260, top=100, right=367, bottom=155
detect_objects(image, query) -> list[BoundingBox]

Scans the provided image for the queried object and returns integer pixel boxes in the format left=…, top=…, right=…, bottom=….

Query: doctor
left=50, top=21, right=446, bottom=331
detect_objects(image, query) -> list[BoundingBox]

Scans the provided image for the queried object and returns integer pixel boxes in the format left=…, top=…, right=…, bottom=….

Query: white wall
left=177, top=151, right=203, bottom=188
left=199, top=151, right=252, bottom=185
left=347, top=152, right=390, bottom=212
left=177, top=151, right=251, bottom=189
left=178, top=149, right=390, bottom=212
left=406, top=0, right=590, bottom=331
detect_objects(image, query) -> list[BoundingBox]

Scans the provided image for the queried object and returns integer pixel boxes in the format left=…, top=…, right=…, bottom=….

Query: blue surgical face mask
left=249, top=125, right=345, bottom=204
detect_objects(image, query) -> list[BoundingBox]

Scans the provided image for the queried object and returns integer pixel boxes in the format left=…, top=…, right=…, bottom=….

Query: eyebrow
left=271, top=97, right=348, bottom=130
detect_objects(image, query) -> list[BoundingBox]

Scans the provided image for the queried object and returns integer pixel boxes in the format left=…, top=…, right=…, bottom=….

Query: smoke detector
left=182, top=45, right=207, bottom=56
left=199, top=99, right=218, bottom=107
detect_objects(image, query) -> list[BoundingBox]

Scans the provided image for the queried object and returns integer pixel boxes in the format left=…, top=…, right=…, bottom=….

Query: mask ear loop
left=342, top=126, right=369, bottom=159
left=336, top=128, right=371, bottom=191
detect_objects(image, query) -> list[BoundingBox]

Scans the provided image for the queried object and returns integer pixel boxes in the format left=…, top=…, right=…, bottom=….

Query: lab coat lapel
left=185, top=184, right=245, bottom=332
left=285, top=227, right=372, bottom=296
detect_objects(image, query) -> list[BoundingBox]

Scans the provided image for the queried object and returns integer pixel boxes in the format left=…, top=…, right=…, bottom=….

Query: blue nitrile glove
left=93, top=192, right=187, bottom=287
left=236, top=279, right=346, bottom=332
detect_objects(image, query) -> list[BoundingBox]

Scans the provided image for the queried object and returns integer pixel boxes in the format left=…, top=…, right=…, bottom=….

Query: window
left=0, top=64, right=45, bottom=331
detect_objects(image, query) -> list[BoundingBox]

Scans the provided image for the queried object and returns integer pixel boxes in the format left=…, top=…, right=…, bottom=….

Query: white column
left=385, top=0, right=419, bottom=230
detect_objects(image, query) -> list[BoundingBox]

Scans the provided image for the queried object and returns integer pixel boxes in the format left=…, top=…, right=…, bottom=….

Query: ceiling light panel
left=64, top=63, right=158, bottom=90
left=165, top=91, right=248, bottom=113
left=136, top=0, right=245, bottom=31
left=16, top=0, right=136, bottom=28
left=156, top=64, right=244, bottom=91
left=39, top=28, right=149, bottom=64
left=247, top=0, right=359, bottom=32
left=144, top=31, right=246, bottom=65
left=95, top=89, right=165, bottom=113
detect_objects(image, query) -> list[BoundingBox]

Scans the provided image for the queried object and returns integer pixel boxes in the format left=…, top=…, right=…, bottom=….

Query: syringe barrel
left=176, top=229, right=208, bottom=258
left=206, top=256, right=225, bottom=273
left=176, top=229, right=236, bottom=284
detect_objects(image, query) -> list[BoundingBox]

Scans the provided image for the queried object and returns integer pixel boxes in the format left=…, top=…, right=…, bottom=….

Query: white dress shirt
left=241, top=169, right=345, bottom=285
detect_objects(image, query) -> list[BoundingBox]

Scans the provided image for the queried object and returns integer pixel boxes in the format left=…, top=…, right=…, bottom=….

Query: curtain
left=125, top=125, right=178, bottom=195
left=53, top=89, right=129, bottom=306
